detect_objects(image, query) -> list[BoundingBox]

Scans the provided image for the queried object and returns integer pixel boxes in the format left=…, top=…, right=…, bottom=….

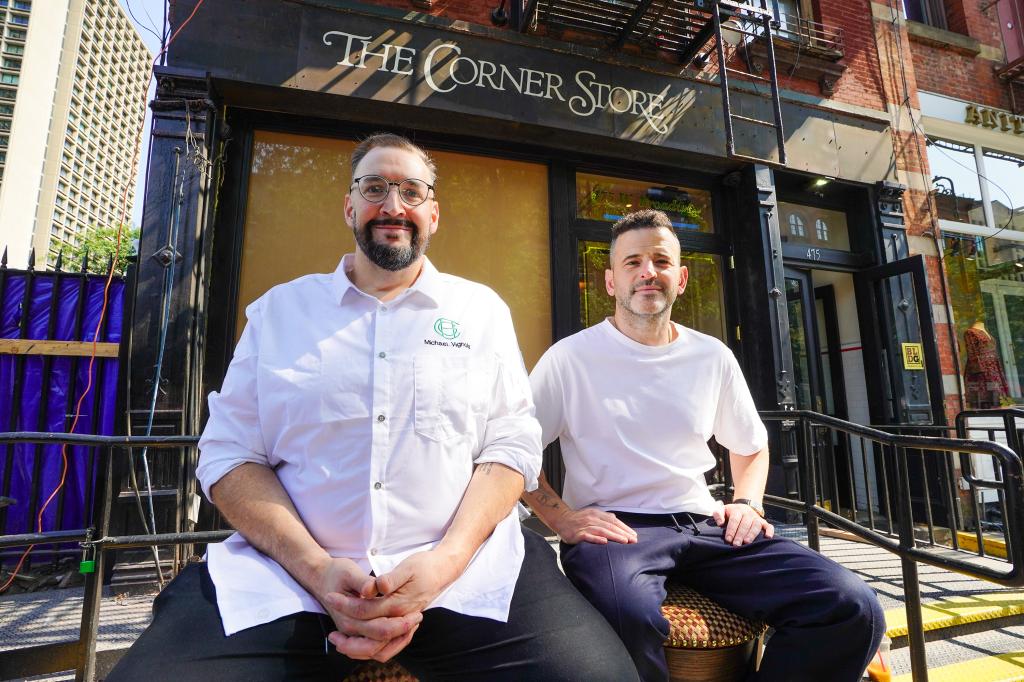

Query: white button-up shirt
left=196, top=255, right=542, bottom=636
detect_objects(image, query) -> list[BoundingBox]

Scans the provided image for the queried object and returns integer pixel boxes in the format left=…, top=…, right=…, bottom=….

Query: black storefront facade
left=124, top=0, right=947, bottom=541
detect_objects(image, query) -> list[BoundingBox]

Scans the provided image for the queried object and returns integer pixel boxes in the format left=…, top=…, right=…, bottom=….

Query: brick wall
left=368, top=0, right=892, bottom=113
left=372, top=0, right=496, bottom=26
left=910, top=41, right=1012, bottom=109
left=944, top=0, right=1005, bottom=45
left=899, top=0, right=1017, bottom=421
left=819, top=0, right=889, bottom=110
left=909, top=0, right=1010, bottom=109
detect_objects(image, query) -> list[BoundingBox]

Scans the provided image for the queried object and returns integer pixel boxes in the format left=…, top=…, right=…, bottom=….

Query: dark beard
left=354, top=218, right=427, bottom=272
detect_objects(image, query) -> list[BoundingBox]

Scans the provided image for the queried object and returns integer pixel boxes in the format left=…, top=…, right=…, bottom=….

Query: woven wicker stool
left=341, top=583, right=765, bottom=682
left=661, top=582, right=767, bottom=682
left=345, top=660, right=417, bottom=682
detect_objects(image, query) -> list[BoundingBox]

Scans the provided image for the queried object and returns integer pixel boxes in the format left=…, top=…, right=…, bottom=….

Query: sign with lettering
left=168, top=0, right=897, bottom=182
left=964, top=104, right=1024, bottom=136
left=901, top=342, right=924, bottom=370
left=322, top=30, right=676, bottom=133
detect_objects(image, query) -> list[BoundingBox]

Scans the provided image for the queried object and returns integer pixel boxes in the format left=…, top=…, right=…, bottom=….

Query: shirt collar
left=331, top=253, right=442, bottom=307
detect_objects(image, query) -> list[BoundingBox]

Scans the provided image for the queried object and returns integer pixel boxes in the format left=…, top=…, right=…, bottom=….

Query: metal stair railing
left=758, top=409, right=1024, bottom=682
left=3, top=411, right=1022, bottom=682
left=0, top=432, right=225, bottom=682
left=955, top=408, right=1024, bottom=559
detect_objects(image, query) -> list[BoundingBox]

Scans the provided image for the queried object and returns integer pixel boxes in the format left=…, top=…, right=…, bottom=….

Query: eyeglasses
left=351, top=175, right=435, bottom=206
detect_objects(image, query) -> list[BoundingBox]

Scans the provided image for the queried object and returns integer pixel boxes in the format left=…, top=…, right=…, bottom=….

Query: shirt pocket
left=414, top=355, right=472, bottom=442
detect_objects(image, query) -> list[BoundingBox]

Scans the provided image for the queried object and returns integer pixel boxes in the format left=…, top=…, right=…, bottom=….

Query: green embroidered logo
left=433, top=318, right=461, bottom=340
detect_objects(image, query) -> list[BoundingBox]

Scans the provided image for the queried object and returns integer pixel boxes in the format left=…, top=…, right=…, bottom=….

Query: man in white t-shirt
left=525, top=209, right=884, bottom=682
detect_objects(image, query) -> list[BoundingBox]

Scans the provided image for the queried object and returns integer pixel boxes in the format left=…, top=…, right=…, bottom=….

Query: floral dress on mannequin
left=964, top=325, right=1010, bottom=409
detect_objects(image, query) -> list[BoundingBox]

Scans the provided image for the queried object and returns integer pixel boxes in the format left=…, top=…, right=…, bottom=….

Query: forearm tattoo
left=531, top=489, right=561, bottom=510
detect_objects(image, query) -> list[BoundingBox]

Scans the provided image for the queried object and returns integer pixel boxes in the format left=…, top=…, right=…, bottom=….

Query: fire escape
left=517, top=0, right=789, bottom=165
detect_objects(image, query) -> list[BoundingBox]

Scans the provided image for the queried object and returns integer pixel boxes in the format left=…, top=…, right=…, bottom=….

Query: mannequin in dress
left=963, top=319, right=1010, bottom=408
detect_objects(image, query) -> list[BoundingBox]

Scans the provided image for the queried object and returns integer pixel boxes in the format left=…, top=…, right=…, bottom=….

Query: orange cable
left=0, top=0, right=207, bottom=594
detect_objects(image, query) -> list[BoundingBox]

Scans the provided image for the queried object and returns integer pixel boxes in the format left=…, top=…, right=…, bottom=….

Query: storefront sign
left=323, top=30, right=675, bottom=133
left=169, top=0, right=895, bottom=182
left=964, top=104, right=1024, bottom=136
left=901, top=342, right=924, bottom=370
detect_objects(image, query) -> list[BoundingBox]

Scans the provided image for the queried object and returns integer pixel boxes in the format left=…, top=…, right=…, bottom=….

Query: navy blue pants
left=108, top=528, right=639, bottom=681
left=560, top=512, right=885, bottom=682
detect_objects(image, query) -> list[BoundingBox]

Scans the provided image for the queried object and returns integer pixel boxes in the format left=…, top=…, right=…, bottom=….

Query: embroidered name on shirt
left=424, top=338, right=472, bottom=349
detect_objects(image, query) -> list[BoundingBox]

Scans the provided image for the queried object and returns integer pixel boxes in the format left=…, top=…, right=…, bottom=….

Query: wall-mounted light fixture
left=490, top=1, right=508, bottom=26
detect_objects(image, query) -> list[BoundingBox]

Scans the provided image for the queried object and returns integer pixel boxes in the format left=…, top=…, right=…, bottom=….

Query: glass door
left=785, top=267, right=846, bottom=512
left=784, top=268, right=826, bottom=413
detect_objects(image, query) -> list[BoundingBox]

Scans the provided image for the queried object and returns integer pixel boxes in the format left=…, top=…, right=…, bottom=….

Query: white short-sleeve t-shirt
left=530, top=319, right=768, bottom=516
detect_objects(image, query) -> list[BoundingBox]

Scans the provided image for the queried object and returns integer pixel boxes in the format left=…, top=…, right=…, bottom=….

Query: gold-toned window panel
left=238, top=130, right=552, bottom=369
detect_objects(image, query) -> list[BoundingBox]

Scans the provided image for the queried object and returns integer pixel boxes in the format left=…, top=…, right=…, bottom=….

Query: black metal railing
left=954, top=408, right=1024, bottom=558
left=0, top=432, right=228, bottom=682
left=1, top=410, right=1022, bottom=681
left=770, top=12, right=843, bottom=59
left=760, top=409, right=1024, bottom=682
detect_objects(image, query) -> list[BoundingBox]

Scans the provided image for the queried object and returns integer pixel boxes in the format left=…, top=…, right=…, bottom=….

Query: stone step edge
left=891, top=651, right=1024, bottom=682
left=884, top=592, right=1024, bottom=646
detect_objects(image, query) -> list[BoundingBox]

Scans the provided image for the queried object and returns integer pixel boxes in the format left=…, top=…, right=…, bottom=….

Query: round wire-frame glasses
left=351, top=175, right=435, bottom=206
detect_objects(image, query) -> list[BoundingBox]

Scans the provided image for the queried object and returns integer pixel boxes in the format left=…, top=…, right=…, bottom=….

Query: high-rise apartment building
left=0, top=0, right=151, bottom=268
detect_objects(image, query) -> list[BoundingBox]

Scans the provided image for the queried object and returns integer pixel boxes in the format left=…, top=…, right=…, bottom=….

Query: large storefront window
left=981, top=150, right=1024, bottom=233
left=576, top=173, right=714, bottom=234
left=929, top=137, right=1024, bottom=405
left=944, top=234, right=1024, bottom=406
left=927, top=140, right=986, bottom=226
left=239, top=130, right=552, bottom=367
left=927, top=139, right=1024, bottom=230
left=578, top=241, right=727, bottom=340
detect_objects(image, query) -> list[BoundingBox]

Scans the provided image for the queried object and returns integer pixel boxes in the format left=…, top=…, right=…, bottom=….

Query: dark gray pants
left=560, top=512, right=885, bottom=682
left=108, top=528, right=638, bottom=681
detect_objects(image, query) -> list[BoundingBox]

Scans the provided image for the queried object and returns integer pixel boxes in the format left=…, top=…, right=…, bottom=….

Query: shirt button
left=378, top=352, right=386, bottom=359
left=379, top=305, right=387, bottom=312
left=370, top=548, right=378, bottom=556
left=374, top=481, right=383, bottom=490
left=377, top=414, right=385, bottom=422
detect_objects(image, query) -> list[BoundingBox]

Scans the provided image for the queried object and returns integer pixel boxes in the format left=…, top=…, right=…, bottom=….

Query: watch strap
left=731, top=498, right=765, bottom=517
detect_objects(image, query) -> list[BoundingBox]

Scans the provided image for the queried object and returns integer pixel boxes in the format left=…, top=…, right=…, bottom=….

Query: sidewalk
left=2, top=526, right=1021, bottom=680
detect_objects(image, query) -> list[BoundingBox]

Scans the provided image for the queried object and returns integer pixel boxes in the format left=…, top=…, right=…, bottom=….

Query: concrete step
left=892, top=651, right=1024, bottom=681
left=884, top=592, right=1024, bottom=648
left=887, top=624, right=1024, bottom=679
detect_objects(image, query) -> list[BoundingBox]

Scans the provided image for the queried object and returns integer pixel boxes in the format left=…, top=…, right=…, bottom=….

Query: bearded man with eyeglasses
left=108, top=134, right=638, bottom=682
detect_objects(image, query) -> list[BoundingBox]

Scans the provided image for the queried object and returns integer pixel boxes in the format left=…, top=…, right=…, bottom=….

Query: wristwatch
left=731, top=498, right=765, bottom=518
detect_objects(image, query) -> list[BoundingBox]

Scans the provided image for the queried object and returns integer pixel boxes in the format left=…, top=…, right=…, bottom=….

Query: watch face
left=734, top=498, right=764, bottom=517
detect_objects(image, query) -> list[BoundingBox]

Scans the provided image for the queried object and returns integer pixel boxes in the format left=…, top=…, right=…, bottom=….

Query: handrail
left=0, top=434, right=206, bottom=681
left=2, top=415, right=1023, bottom=682
left=760, top=409, right=1024, bottom=584
left=758, top=409, right=1024, bottom=682
left=771, top=12, right=844, bottom=57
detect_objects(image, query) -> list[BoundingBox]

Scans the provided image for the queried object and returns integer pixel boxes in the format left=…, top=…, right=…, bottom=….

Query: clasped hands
left=317, top=549, right=460, bottom=663
left=554, top=503, right=774, bottom=547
